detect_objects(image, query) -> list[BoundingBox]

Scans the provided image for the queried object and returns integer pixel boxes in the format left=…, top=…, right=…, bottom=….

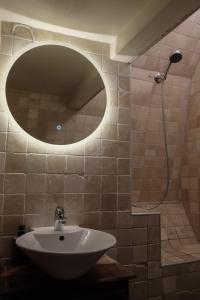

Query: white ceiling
left=0, top=0, right=200, bottom=62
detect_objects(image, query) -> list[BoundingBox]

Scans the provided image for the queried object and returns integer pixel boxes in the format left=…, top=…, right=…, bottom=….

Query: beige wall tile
left=26, top=174, right=46, bottom=194
left=102, top=158, right=117, bottom=175
left=46, top=155, right=66, bottom=173
left=66, top=156, right=84, bottom=174
left=27, top=154, right=46, bottom=173
left=118, top=193, right=131, bottom=211
left=25, top=194, right=45, bottom=214
left=85, top=175, right=101, bottom=193
left=7, top=132, right=27, bottom=153
left=2, top=215, right=24, bottom=235
left=83, top=212, right=100, bottom=229
left=0, top=132, right=6, bottom=152
left=64, top=194, right=84, bottom=213
left=46, top=174, right=64, bottom=193
left=0, top=112, right=8, bottom=132
left=4, top=174, right=25, bottom=194
left=117, top=247, right=133, bottom=265
left=102, top=194, right=117, bottom=211
left=101, top=212, right=117, bottom=229
left=85, top=157, right=101, bottom=175
left=65, top=174, right=85, bottom=193
left=0, top=152, right=5, bottom=172
left=45, top=194, right=64, bottom=214
left=84, top=194, right=101, bottom=212
left=4, top=195, right=24, bottom=215
left=5, top=153, right=26, bottom=173
left=102, top=175, right=117, bottom=193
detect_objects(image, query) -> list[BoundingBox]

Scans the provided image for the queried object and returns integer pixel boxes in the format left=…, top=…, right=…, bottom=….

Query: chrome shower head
left=154, top=50, right=183, bottom=83
left=169, top=50, right=183, bottom=63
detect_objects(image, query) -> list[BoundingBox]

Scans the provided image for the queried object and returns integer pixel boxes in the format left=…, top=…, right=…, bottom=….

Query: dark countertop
left=0, top=255, right=135, bottom=298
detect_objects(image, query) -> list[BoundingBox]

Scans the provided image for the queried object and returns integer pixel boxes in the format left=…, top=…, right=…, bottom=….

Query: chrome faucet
left=54, top=206, right=67, bottom=231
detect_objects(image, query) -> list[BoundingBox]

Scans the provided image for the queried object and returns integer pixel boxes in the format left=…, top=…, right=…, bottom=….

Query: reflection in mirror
left=6, top=45, right=106, bottom=145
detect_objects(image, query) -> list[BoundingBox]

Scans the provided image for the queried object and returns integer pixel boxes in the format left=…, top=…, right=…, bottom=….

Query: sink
left=16, top=226, right=116, bottom=279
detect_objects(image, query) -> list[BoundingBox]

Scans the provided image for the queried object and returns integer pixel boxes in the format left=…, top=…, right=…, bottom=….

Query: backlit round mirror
left=6, top=44, right=106, bottom=145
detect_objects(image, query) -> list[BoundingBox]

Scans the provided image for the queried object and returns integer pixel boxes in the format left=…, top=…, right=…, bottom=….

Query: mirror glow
left=6, top=44, right=107, bottom=145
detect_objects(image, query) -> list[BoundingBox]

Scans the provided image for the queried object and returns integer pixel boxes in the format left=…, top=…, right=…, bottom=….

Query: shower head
left=154, top=50, right=183, bottom=83
left=169, top=50, right=183, bottom=63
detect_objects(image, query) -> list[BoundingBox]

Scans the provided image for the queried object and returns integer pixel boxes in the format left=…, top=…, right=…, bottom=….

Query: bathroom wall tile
left=25, top=194, right=45, bottom=214
left=45, top=194, right=64, bottom=214
left=3, top=195, right=24, bottom=215
left=4, top=174, right=25, bottom=194
left=118, top=107, right=131, bottom=125
left=117, top=158, right=130, bottom=175
left=66, top=156, right=84, bottom=174
left=7, top=132, right=27, bottom=153
left=117, top=247, right=133, bottom=265
left=0, top=152, right=5, bottom=173
left=148, top=261, right=162, bottom=279
left=0, top=132, right=6, bottom=151
left=0, top=112, right=8, bottom=132
left=64, top=194, right=84, bottom=213
left=163, top=276, right=177, bottom=295
left=129, top=280, right=148, bottom=300
left=101, top=124, right=117, bottom=139
left=118, top=175, right=131, bottom=193
left=24, top=214, right=46, bottom=230
left=46, top=155, right=66, bottom=173
left=117, top=193, right=131, bottom=211
left=26, top=174, right=46, bottom=194
left=84, top=194, right=101, bottom=212
left=27, top=139, right=47, bottom=154
left=102, top=194, right=117, bottom=211
left=118, top=124, right=130, bottom=141
left=118, top=141, right=130, bottom=158
left=26, top=154, right=46, bottom=173
left=84, top=138, right=101, bottom=156
left=5, top=153, right=26, bottom=173
left=83, top=212, right=100, bottom=229
left=85, top=157, right=102, bottom=175
left=0, top=237, right=13, bottom=258
left=65, top=213, right=83, bottom=226
left=148, top=278, right=162, bottom=297
left=148, top=226, right=161, bottom=243
left=64, top=174, right=85, bottom=193
left=85, top=175, right=101, bottom=193
left=101, top=212, right=117, bottom=229
left=133, top=245, right=147, bottom=263
left=0, top=174, right=3, bottom=193
left=117, top=229, right=132, bottom=246
left=117, top=211, right=132, bottom=228
left=102, top=158, right=117, bottom=175
left=132, top=228, right=148, bottom=245
left=148, top=243, right=161, bottom=261
left=102, top=175, right=117, bottom=193
left=46, top=174, right=64, bottom=193
left=101, top=140, right=118, bottom=157
left=2, top=215, right=24, bottom=235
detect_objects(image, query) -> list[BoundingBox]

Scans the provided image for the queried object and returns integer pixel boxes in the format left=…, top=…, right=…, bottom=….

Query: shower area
left=130, top=8, right=200, bottom=265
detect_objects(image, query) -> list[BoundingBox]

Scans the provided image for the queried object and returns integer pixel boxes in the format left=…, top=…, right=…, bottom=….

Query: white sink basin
left=16, top=226, right=116, bottom=279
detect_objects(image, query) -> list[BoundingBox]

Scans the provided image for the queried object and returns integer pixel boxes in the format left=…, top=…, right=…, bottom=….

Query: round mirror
left=6, top=44, right=106, bottom=145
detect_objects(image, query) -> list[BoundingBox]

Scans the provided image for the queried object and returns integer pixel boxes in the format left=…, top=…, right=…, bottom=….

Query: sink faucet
left=54, top=206, right=67, bottom=231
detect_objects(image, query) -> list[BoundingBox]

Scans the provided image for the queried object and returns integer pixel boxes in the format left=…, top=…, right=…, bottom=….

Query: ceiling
left=0, top=0, right=200, bottom=62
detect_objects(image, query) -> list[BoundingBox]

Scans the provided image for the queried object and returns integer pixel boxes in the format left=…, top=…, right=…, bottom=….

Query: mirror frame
left=3, top=41, right=109, bottom=147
